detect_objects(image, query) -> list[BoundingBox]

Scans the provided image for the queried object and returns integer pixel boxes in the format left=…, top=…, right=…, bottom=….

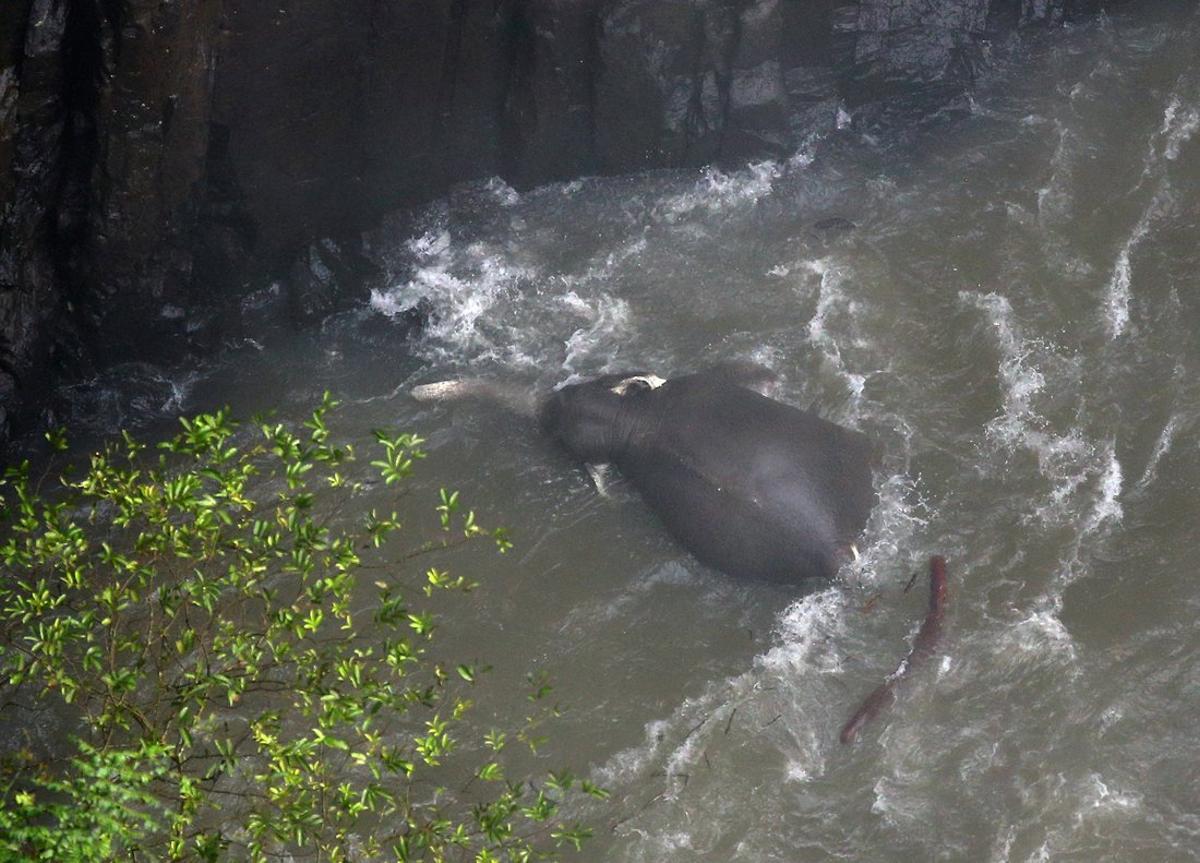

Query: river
left=42, top=4, right=1200, bottom=860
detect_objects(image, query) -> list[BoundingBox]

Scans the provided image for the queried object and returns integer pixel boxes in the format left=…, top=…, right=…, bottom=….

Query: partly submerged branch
left=840, top=555, right=948, bottom=745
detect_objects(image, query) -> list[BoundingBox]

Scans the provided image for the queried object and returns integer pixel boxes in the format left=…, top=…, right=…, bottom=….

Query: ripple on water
left=42, top=10, right=1197, bottom=859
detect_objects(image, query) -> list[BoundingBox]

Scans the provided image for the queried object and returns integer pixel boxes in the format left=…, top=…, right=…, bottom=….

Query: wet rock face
left=285, top=237, right=382, bottom=325
left=594, top=0, right=730, bottom=169
left=1, top=0, right=228, bottom=442
left=0, top=0, right=1127, bottom=446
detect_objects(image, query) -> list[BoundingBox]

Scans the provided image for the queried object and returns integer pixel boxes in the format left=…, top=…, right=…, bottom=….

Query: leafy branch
left=0, top=395, right=597, bottom=862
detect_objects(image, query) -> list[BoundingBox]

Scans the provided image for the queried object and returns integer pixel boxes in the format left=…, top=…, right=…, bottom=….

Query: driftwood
left=840, top=555, right=949, bottom=744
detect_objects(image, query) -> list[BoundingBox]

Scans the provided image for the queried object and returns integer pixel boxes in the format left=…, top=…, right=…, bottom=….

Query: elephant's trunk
left=410, top=378, right=538, bottom=417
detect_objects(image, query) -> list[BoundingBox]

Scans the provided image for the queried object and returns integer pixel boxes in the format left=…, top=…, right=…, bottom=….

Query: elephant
left=534, top=363, right=877, bottom=583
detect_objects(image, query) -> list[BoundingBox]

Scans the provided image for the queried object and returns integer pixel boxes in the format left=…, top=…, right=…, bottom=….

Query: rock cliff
left=0, top=0, right=1115, bottom=443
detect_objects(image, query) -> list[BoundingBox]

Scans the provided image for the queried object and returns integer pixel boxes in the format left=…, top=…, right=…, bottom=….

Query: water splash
left=1083, top=445, right=1124, bottom=535
left=960, top=291, right=1112, bottom=529
left=1104, top=186, right=1172, bottom=339
left=559, top=292, right=635, bottom=381
left=805, top=258, right=870, bottom=405
left=1036, top=119, right=1078, bottom=224
left=655, top=160, right=782, bottom=222
left=1134, top=414, right=1180, bottom=493
left=757, top=588, right=848, bottom=678
left=1159, top=93, right=1200, bottom=161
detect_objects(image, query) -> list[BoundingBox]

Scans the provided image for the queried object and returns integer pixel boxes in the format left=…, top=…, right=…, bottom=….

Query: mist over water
left=46, top=5, right=1200, bottom=860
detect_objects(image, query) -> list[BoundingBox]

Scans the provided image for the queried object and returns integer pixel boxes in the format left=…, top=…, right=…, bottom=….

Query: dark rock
left=506, top=0, right=598, bottom=185
left=724, top=0, right=789, bottom=155
left=834, top=0, right=992, bottom=106
left=595, top=0, right=734, bottom=170
left=286, top=237, right=382, bottom=325
left=361, top=296, right=434, bottom=344
left=0, top=370, right=15, bottom=442
left=0, top=0, right=1141, bottom=449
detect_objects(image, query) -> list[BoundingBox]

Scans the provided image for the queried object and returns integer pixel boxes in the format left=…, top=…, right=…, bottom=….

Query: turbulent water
left=44, top=5, right=1200, bottom=860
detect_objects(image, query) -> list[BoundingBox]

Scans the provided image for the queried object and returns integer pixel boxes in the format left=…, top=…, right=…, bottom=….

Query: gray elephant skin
left=537, top=365, right=877, bottom=583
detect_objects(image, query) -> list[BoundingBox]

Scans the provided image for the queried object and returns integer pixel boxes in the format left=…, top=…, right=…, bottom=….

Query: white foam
left=1009, top=607, right=1078, bottom=664
left=1158, top=94, right=1200, bottom=161
left=1104, top=244, right=1134, bottom=338
left=806, top=258, right=871, bottom=407
left=645, top=832, right=694, bottom=853
left=961, top=291, right=1111, bottom=530
left=1036, top=120, right=1075, bottom=224
left=0, top=69, right=14, bottom=126
left=593, top=693, right=724, bottom=791
left=594, top=718, right=673, bottom=788
left=1103, top=189, right=1167, bottom=339
left=373, top=251, right=527, bottom=355
left=592, top=589, right=851, bottom=810
left=990, top=825, right=1019, bottom=863
left=560, top=235, right=648, bottom=292
left=405, top=227, right=450, bottom=258
left=372, top=226, right=570, bottom=370
left=160, top=372, right=197, bottom=414
left=1114, top=88, right=1193, bottom=337
left=757, top=589, right=847, bottom=677
left=1080, top=773, right=1140, bottom=815
left=560, top=292, right=633, bottom=379
left=1135, top=414, right=1179, bottom=493
left=482, top=176, right=521, bottom=206
left=962, top=292, right=1043, bottom=447
left=851, top=472, right=929, bottom=586
left=1028, top=432, right=1096, bottom=525
left=870, top=771, right=928, bottom=827
left=787, top=150, right=815, bottom=170
left=1084, top=445, right=1123, bottom=534
left=657, top=160, right=781, bottom=222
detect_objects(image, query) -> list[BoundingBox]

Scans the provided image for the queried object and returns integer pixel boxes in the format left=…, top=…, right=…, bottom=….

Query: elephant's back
left=624, top=449, right=843, bottom=582
left=618, top=378, right=877, bottom=581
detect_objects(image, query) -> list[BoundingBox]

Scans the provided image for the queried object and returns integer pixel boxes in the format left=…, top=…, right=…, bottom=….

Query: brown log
left=840, top=555, right=948, bottom=744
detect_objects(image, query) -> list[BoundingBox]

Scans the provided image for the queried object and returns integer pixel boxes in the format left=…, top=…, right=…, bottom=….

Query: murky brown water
left=44, top=4, right=1200, bottom=859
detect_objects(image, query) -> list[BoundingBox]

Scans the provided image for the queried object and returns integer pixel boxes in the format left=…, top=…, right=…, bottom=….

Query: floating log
left=840, top=555, right=948, bottom=744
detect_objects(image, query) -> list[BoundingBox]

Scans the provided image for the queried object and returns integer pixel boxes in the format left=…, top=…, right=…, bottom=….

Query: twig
left=680, top=715, right=710, bottom=743
left=902, top=568, right=920, bottom=593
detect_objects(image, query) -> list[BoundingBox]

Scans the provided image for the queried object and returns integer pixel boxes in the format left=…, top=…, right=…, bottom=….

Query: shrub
left=0, top=395, right=604, bottom=862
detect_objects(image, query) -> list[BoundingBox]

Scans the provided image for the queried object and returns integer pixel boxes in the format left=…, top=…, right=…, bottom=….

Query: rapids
left=40, top=5, right=1200, bottom=860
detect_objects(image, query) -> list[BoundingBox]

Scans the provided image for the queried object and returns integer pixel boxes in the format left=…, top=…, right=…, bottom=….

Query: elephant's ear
left=702, top=360, right=779, bottom=397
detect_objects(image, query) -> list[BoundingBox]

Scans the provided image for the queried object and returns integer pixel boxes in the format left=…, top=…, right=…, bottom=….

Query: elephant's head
left=537, top=372, right=666, bottom=462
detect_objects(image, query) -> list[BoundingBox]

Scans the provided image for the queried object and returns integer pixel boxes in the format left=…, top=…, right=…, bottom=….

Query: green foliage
left=0, top=394, right=594, bottom=862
